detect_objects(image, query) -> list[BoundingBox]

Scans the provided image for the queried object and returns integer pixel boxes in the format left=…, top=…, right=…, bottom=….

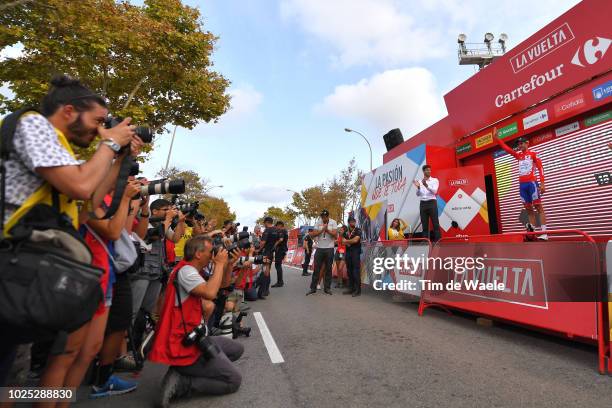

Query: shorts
left=107, top=273, right=133, bottom=333
left=334, top=251, right=345, bottom=261
left=227, top=289, right=244, bottom=305
left=519, top=181, right=541, bottom=205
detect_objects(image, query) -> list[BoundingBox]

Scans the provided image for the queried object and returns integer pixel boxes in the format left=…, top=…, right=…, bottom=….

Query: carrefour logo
left=571, top=36, right=611, bottom=67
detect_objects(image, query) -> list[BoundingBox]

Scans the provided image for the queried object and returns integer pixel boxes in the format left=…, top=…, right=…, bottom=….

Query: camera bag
left=0, top=108, right=103, bottom=347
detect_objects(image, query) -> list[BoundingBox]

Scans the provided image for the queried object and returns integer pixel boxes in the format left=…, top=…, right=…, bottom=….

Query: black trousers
left=310, top=248, right=334, bottom=290
left=274, top=251, right=286, bottom=284
left=173, top=336, right=243, bottom=396
left=345, top=250, right=361, bottom=292
left=420, top=199, right=441, bottom=242
left=302, top=250, right=312, bottom=274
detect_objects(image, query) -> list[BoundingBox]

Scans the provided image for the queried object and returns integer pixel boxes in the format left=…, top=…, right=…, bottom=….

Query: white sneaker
left=317, top=284, right=321, bottom=290
left=537, top=234, right=548, bottom=241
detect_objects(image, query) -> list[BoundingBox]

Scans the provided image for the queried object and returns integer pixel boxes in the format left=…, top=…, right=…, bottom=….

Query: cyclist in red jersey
left=493, top=129, right=548, bottom=240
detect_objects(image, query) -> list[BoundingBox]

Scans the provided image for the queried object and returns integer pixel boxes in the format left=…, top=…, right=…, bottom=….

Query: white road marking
left=253, top=312, right=285, bottom=364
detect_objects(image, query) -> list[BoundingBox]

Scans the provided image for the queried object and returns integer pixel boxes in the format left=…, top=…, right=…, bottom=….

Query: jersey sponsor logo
left=571, top=36, right=611, bottom=68
left=553, top=93, right=585, bottom=117
left=510, top=23, right=574, bottom=74
left=523, top=109, right=549, bottom=130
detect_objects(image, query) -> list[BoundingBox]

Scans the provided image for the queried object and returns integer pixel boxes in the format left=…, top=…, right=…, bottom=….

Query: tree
left=256, top=206, right=296, bottom=229
left=0, top=0, right=230, bottom=160
left=200, top=196, right=235, bottom=226
left=290, top=158, right=364, bottom=224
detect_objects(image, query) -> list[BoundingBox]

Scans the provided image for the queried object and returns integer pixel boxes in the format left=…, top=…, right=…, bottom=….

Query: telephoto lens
left=104, top=116, right=154, bottom=143
left=137, top=179, right=185, bottom=198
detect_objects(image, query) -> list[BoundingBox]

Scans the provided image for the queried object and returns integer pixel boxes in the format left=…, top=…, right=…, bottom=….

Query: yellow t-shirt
left=387, top=228, right=405, bottom=240
left=174, top=226, right=193, bottom=258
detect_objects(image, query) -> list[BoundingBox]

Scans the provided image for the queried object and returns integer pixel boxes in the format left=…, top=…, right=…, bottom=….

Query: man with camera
left=272, top=220, right=288, bottom=288
left=0, top=75, right=137, bottom=387
left=149, top=236, right=244, bottom=408
left=306, top=209, right=338, bottom=295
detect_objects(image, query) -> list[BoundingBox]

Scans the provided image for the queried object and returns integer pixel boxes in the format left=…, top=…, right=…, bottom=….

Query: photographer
left=149, top=236, right=243, bottom=407
left=271, top=221, right=288, bottom=288
left=0, top=76, right=135, bottom=387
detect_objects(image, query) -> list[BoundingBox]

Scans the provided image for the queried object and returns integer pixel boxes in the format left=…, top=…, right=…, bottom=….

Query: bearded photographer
left=0, top=76, right=137, bottom=387
left=149, top=236, right=244, bottom=408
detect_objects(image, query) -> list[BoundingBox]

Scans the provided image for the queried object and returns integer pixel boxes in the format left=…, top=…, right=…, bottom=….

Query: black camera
left=104, top=116, right=154, bottom=143
left=228, top=231, right=253, bottom=250
left=129, top=159, right=140, bottom=177
left=236, top=255, right=264, bottom=267
left=135, top=178, right=185, bottom=199
left=181, top=323, right=221, bottom=360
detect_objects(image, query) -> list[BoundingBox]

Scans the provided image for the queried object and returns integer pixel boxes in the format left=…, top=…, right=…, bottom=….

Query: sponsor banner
left=498, top=122, right=518, bottom=139
left=592, top=80, right=612, bottom=101
left=585, top=110, right=612, bottom=127
left=522, top=108, right=549, bottom=130
left=555, top=121, right=580, bottom=136
left=444, top=0, right=611, bottom=139
left=456, top=142, right=472, bottom=154
left=553, top=93, right=585, bottom=117
left=510, top=23, right=575, bottom=74
left=475, top=133, right=493, bottom=148
left=435, top=166, right=489, bottom=237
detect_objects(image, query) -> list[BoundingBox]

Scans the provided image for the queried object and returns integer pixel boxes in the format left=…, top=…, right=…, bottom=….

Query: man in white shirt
left=306, top=209, right=337, bottom=295
left=413, top=164, right=441, bottom=242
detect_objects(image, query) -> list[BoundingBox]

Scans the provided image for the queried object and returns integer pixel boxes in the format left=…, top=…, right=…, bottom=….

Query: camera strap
left=85, top=155, right=134, bottom=220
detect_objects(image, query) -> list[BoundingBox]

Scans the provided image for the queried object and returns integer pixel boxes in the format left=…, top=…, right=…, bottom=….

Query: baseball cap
left=320, top=209, right=329, bottom=216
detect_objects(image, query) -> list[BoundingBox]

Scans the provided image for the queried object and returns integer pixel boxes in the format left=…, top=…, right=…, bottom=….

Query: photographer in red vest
left=149, top=235, right=243, bottom=407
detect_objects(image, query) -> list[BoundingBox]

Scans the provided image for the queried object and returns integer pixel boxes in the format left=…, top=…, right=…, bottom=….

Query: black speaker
left=383, top=128, right=404, bottom=152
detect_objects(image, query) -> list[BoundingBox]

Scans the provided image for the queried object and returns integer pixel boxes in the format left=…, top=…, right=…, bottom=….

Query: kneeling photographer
left=149, top=236, right=243, bottom=407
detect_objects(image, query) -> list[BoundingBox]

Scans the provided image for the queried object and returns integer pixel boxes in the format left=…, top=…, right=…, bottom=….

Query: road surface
left=76, top=266, right=611, bottom=408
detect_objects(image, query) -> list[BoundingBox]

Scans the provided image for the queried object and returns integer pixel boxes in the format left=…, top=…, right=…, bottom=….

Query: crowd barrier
left=361, top=231, right=611, bottom=374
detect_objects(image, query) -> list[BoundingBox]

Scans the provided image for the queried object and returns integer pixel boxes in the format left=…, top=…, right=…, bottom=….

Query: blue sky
left=1, top=0, right=582, bottom=227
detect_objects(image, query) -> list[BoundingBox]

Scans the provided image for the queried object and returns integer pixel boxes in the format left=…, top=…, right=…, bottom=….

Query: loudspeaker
left=383, top=128, right=404, bottom=152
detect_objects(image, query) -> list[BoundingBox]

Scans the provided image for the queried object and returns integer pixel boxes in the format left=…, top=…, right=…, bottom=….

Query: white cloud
left=240, top=185, right=292, bottom=204
left=280, top=0, right=581, bottom=68
left=280, top=0, right=447, bottom=68
left=0, top=43, right=24, bottom=61
left=315, top=68, right=447, bottom=137
left=224, top=85, right=263, bottom=120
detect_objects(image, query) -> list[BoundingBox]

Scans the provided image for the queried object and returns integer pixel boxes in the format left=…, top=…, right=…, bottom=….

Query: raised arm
left=492, top=128, right=519, bottom=159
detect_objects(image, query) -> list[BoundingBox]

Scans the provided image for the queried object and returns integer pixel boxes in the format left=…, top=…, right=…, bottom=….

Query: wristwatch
left=99, top=138, right=122, bottom=153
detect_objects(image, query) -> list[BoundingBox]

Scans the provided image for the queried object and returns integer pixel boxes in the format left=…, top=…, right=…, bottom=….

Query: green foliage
left=0, top=0, right=230, bottom=160
left=256, top=206, right=296, bottom=229
left=290, top=158, right=364, bottom=224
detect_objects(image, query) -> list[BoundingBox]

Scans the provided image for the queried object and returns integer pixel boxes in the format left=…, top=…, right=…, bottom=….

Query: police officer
left=272, top=221, right=288, bottom=288
left=257, top=216, right=278, bottom=298
left=302, top=228, right=314, bottom=276
left=343, top=216, right=363, bottom=297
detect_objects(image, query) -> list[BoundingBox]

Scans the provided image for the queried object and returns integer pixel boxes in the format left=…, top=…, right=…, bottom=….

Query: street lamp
left=344, top=128, right=373, bottom=171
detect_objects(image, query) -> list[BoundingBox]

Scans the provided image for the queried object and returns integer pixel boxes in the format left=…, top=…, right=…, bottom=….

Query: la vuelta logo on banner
left=448, top=178, right=467, bottom=187
left=510, top=23, right=575, bottom=74
left=371, top=164, right=406, bottom=200
left=571, top=36, right=611, bottom=67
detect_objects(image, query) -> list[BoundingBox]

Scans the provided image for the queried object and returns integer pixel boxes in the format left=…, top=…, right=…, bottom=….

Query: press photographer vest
left=149, top=260, right=203, bottom=366
left=3, top=113, right=79, bottom=235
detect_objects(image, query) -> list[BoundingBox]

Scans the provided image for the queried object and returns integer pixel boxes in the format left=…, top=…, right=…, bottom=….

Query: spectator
left=388, top=218, right=408, bottom=240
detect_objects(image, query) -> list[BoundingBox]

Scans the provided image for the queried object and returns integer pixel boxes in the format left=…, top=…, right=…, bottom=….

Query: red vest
left=148, top=260, right=203, bottom=366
